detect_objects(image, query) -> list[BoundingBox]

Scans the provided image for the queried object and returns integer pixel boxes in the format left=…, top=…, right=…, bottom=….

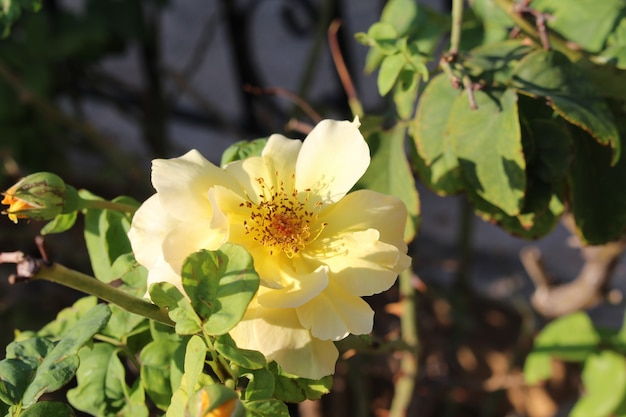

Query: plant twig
left=328, top=19, right=363, bottom=118
left=2, top=251, right=174, bottom=326
left=243, top=85, right=322, bottom=123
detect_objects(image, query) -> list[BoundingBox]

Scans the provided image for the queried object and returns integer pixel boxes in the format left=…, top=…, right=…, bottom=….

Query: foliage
left=2, top=0, right=626, bottom=415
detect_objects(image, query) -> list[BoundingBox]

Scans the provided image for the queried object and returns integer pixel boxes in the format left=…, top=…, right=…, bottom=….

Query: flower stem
left=80, top=199, right=138, bottom=214
left=35, top=262, right=174, bottom=326
left=389, top=268, right=419, bottom=417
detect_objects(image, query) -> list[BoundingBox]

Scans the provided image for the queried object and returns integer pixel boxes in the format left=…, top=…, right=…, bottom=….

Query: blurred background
left=1, top=1, right=624, bottom=416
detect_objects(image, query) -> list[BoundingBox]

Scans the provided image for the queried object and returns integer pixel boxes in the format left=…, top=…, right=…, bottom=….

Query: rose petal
left=152, top=150, right=239, bottom=221
left=295, top=118, right=369, bottom=204
left=296, top=281, right=374, bottom=341
left=257, top=264, right=329, bottom=308
left=230, top=296, right=338, bottom=379
left=128, top=194, right=179, bottom=268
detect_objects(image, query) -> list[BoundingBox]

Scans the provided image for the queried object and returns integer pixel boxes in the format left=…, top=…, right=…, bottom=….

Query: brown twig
left=327, top=19, right=363, bottom=118
left=244, top=85, right=322, bottom=123
left=520, top=214, right=626, bottom=317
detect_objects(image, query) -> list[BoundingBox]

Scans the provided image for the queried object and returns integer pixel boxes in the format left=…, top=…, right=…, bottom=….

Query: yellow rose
left=128, top=118, right=411, bottom=379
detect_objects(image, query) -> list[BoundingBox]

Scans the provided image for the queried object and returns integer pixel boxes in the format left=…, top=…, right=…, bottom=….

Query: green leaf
left=532, top=312, right=600, bottom=362
left=181, top=244, right=259, bottom=336
left=5, top=337, right=55, bottom=368
left=523, top=351, right=553, bottom=385
left=100, top=304, right=147, bottom=342
left=393, top=70, right=420, bottom=120
left=413, top=73, right=463, bottom=195
left=140, top=338, right=186, bottom=411
left=81, top=191, right=135, bottom=282
left=20, top=401, right=75, bottom=417
left=243, top=399, right=290, bottom=417
left=378, top=53, right=406, bottom=96
left=451, top=88, right=526, bottom=216
left=67, top=343, right=126, bottom=416
left=512, top=50, right=620, bottom=164
left=243, top=368, right=275, bottom=401
left=214, top=334, right=266, bottom=370
left=364, top=22, right=398, bottom=55
left=167, top=336, right=208, bottom=417
left=465, top=40, right=534, bottom=83
left=40, top=211, right=78, bottom=235
left=0, top=359, right=34, bottom=405
left=0, top=0, right=42, bottom=37
left=531, top=0, right=624, bottom=53
left=21, top=304, right=111, bottom=407
left=220, top=138, right=267, bottom=167
left=38, top=296, right=98, bottom=338
left=571, top=351, right=626, bottom=417
left=469, top=0, right=514, bottom=44
left=567, top=128, right=626, bottom=244
left=359, top=124, right=421, bottom=241
left=269, top=362, right=333, bottom=403
left=150, top=282, right=202, bottom=335
left=379, top=0, right=418, bottom=37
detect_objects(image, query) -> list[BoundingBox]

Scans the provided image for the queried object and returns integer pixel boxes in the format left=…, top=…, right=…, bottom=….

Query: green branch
left=35, top=262, right=174, bottom=327
left=449, top=0, right=464, bottom=56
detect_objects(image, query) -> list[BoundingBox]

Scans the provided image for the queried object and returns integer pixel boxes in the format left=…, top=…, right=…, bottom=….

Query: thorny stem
left=243, top=85, right=322, bottom=124
left=389, top=268, right=419, bottom=417
left=4, top=254, right=174, bottom=326
left=328, top=19, right=364, bottom=118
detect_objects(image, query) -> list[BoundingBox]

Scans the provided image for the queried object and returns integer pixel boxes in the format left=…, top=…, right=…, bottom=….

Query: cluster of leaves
left=0, top=188, right=333, bottom=416
left=524, top=312, right=626, bottom=417
left=357, top=0, right=626, bottom=245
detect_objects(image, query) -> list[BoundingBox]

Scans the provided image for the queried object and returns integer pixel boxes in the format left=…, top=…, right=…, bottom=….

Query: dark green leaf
left=512, top=50, right=620, bottom=164
left=5, top=337, right=55, bottom=368
left=243, top=368, right=275, bottom=401
left=181, top=244, right=259, bottom=336
left=140, top=338, right=185, bottom=411
left=465, top=40, right=534, bottom=84
left=269, top=362, right=333, bottom=403
left=452, top=88, right=526, bottom=216
left=21, top=304, right=111, bottom=407
left=413, top=73, right=464, bottom=195
left=531, top=0, right=624, bottom=52
left=215, top=334, right=266, bottom=370
left=66, top=343, right=126, bottom=416
left=567, top=128, right=626, bottom=244
left=0, top=359, right=34, bottom=405
left=20, top=401, right=75, bottom=417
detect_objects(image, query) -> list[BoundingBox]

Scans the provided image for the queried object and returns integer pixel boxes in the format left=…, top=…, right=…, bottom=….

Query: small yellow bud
left=2, top=172, right=77, bottom=223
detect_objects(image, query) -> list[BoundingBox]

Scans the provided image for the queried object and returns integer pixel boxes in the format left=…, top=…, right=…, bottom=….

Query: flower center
left=241, top=175, right=325, bottom=257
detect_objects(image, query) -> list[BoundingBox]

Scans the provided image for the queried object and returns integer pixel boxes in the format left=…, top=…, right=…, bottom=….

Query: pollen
left=243, top=175, right=325, bottom=257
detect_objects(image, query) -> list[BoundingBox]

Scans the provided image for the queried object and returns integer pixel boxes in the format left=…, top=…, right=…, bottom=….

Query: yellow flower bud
left=2, top=172, right=77, bottom=223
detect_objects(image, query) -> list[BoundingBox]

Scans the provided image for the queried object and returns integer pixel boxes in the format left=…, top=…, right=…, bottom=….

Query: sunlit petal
left=257, top=264, right=329, bottom=308
left=296, top=281, right=374, bottom=341
left=295, top=118, right=369, bottom=203
left=152, top=150, right=238, bottom=221
left=128, top=194, right=179, bottom=268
